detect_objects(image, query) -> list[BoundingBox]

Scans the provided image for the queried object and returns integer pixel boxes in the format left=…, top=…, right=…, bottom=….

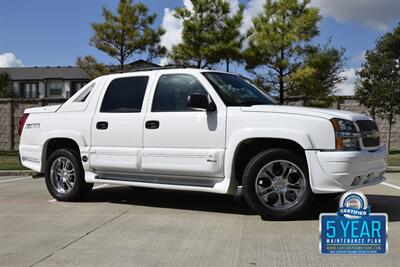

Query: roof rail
left=115, top=65, right=199, bottom=73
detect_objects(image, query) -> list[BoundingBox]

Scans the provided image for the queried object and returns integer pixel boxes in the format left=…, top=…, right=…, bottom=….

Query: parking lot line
left=382, top=182, right=400, bottom=191
left=0, top=177, right=30, bottom=183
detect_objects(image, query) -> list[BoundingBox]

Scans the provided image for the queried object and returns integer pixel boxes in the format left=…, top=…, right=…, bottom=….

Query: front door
left=143, top=73, right=226, bottom=178
left=90, top=75, right=149, bottom=173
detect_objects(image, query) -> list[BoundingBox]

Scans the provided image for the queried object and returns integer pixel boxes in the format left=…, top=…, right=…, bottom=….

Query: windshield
left=202, top=72, right=275, bottom=106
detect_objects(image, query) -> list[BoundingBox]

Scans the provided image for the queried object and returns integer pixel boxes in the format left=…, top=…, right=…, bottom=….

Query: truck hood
left=25, top=104, right=61, bottom=114
left=241, top=105, right=371, bottom=121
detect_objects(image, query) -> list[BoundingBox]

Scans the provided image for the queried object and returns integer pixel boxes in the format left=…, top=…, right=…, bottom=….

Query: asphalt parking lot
left=0, top=174, right=399, bottom=267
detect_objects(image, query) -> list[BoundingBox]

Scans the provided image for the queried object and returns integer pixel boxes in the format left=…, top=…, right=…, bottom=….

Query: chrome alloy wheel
left=255, top=160, right=306, bottom=210
left=50, top=157, right=76, bottom=194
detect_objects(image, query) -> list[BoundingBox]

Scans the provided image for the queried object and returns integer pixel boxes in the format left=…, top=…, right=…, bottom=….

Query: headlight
left=330, top=118, right=360, bottom=150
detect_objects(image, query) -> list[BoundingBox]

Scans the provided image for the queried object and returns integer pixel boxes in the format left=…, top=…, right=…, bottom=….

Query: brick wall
left=0, top=98, right=65, bottom=151
left=0, top=100, right=12, bottom=151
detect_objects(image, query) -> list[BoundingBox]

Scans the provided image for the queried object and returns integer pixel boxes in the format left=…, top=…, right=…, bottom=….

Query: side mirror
left=187, top=93, right=216, bottom=112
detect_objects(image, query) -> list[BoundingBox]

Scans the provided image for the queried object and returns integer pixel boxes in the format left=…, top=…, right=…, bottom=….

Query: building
left=1, top=66, right=89, bottom=99
left=0, top=60, right=160, bottom=99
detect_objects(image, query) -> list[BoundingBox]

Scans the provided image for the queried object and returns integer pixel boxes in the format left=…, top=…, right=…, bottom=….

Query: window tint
left=100, top=76, right=148, bottom=113
left=152, top=74, right=208, bottom=112
left=203, top=72, right=275, bottom=106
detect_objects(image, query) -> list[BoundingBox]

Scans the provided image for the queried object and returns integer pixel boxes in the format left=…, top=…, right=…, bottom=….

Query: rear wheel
left=242, top=148, right=314, bottom=220
left=45, top=149, right=93, bottom=201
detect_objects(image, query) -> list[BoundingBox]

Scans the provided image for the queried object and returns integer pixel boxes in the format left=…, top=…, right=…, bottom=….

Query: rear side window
left=152, top=74, right=207, bottom=112
left=100, top=76, right=148, bottom=113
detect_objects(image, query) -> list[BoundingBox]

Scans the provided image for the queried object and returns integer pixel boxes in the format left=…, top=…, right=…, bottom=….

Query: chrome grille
left=356, top=120, right=380, bottom=147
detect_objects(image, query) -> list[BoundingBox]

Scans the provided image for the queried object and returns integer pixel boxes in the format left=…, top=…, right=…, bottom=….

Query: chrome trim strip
left=95, top=172, right=223, bottom=188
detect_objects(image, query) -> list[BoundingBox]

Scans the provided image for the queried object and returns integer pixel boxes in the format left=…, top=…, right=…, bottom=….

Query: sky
left=0, top=0, right=399, bottom=95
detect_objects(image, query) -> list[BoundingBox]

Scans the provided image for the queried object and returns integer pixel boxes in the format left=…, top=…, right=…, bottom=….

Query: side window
left=100, top=76, right=148, bottom=113
left=152, top=74, right=208, bottom=112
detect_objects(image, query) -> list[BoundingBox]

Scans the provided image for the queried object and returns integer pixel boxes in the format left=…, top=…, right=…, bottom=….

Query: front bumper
left=306, top=146, right=387, bottom=193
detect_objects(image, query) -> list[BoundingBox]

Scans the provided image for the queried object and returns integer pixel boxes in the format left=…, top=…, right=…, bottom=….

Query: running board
left=95, top=172, right=223, bottom=188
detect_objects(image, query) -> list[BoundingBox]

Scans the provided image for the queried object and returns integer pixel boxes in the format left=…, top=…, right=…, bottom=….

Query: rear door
left=90, top=75, right=150, bottom=173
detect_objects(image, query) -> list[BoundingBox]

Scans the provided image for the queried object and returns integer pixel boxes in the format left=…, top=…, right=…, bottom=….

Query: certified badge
left=338, top=192, right=370, bottom=219
left=320, top=192, right=388, bottom=254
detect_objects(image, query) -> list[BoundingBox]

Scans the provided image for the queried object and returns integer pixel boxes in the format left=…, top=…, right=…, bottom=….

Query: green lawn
left=0, top=153, right=27, bottom=170
left=388, top=153, right=400, bottom=167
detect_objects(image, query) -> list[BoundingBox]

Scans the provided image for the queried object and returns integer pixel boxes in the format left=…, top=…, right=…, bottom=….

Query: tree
left=171, top=0, right=244, bottom=69
left=90, top=0, right=165, bottom=70
left=208, top=3, right=244, bottom=72
left=356, top=25, right=400, bottom=151
left=0, top=72, right=13, bottom=98
left=244, top=0, right=321, bottom=104
left=288, top=41, right=346, bottom=107
left=76, top=55, right=110, bottom=79
left=355, top=51, right=381, bottom=121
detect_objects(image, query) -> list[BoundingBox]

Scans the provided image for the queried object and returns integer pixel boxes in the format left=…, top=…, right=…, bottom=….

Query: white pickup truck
left=19, top=68, right=387, bottom=219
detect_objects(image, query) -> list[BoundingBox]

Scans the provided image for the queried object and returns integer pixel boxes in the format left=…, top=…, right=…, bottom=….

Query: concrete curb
left=0, top=170, right=37, bottom=177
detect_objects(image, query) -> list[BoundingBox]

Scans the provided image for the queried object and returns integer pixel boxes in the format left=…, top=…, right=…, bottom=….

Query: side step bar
left=95, top=172, right=223, bottom=188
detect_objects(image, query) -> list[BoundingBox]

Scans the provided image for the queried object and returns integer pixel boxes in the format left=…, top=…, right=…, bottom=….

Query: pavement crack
left=30, top=209, right=129, bottom=267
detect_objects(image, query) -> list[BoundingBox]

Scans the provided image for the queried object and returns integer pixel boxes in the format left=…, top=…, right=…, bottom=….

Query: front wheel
left=45, top=149, right=93, bottom=201
left=242, top=148, right=314, bottom=220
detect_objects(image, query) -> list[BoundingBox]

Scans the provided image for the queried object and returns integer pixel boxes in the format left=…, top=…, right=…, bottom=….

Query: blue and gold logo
left=320, top=192, right=388, bottom=254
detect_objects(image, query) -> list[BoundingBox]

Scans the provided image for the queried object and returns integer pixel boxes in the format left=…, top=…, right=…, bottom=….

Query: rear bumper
left=306, top=146, right=387, bottom=193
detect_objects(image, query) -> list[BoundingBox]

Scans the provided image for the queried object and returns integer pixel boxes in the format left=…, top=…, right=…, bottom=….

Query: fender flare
left=39, top=130, right=87, bottom=171
left=224, top=128, right=314, bottom=179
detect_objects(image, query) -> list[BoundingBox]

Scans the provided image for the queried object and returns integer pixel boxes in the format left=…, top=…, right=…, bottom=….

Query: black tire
left=45, top=148, right=93, bottom=201
left=242, top=148, right=314, bottom=220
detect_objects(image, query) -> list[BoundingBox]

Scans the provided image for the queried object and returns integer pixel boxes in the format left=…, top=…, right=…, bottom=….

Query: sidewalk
left=0, top=170, right=38, bottom=177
